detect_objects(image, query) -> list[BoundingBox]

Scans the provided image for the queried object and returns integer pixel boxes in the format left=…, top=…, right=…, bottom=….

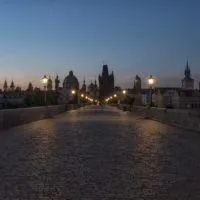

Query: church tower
left=3, top=80, right=8, bottom=92
left=80, top=79, right=86, bottom=93
left=133, top=75, right=141, bottom=93
left=181, top=60, right=194, bottom=90
left=10, top=80, right=15, bottom=91
left=99, top=64, right=114, bottom=100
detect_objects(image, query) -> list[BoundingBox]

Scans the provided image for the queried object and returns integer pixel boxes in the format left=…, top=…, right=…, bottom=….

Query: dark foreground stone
left=0, top=106, right=199, bottom=199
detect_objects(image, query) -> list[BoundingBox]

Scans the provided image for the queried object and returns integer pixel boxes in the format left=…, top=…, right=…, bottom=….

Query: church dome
left=63, top=71, right=79, bottom=89
left=88, top=82, right=94, bottom=88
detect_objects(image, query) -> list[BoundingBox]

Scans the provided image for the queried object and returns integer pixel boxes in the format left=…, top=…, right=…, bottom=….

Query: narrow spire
left=184, top=59, right=191, bottom=78
left=3, top=80, right=8, bottom=91
left=186, top=59, right=189, bottom=68
left=83, top=76, right=86, bottom=85
left=10, top=80, right=15, bottom=88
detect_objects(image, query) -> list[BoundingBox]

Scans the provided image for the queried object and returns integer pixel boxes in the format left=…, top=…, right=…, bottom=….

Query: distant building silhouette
left=3, top=80, right=8, bottom=92
left=181, top=60, right=194, bottom=90
left=63, top=71, right=79, bottom=90
left=58, top=71, right=80, bottom=104
left=140, top=61, right=200, bottom=109
left=80, top=79, right=86, bottom=94
left=15, top=86, right=22, bottom=92
left=10, top=80, right=15, bottom=91
left=88, top=80, right=99, bottom=99
left=99, top=64, right=114, bottom=100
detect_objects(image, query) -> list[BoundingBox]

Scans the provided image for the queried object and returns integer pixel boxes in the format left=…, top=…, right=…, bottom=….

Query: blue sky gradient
left=0, top=0, right=200, bottom=89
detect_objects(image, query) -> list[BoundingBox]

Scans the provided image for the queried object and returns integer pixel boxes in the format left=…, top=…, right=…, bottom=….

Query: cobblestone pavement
left=0, top=106, right=200, bottom=199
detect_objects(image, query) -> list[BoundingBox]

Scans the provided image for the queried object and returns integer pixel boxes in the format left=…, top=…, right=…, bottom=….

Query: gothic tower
left=80, top=79, right=86, bottom=93
left=3, top=80, right=8, bottom=92
left=99, top=64, right=114, bottom=100
left=181, top=60, right=194, bottom=90
left=10, top=80, right=15, bottom=91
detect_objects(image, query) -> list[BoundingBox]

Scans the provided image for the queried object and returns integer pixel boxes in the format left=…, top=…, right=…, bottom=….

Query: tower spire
left=185, top=60, right=191, bottom=78
left=3, top=80, right=8, bottom=92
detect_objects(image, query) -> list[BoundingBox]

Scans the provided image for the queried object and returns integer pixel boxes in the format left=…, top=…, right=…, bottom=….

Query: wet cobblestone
left=0, top=106, right=200, bottom=199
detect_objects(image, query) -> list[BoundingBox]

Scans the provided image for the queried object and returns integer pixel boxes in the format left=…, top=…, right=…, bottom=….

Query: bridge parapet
left=116, top=104, right=200, bottom=132
left=0, top=104, right=82, bottom=130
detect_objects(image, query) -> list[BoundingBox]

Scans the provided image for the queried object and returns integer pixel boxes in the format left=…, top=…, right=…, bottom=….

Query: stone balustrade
left=117, top=104, right=200, bottom=132
left=0, top=104, right=82, bottom=130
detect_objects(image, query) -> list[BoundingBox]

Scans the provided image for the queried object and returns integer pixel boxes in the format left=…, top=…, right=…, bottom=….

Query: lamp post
left=121, top=89, right=127, bottom=104
left=148, top=75, right=155, bottom=107
left=71, top=89, right=76, bottom=104
left=71, top=89, right=82, bottom=105
left=42, top=75, right=48, bottom=105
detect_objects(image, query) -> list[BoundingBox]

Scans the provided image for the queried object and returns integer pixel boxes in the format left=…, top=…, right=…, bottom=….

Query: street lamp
left=121, top=90, right=127, bottom=104
left=42, top=75, right=48, bottom=105
left=71, top=90, right=76, bottom=95
left=122, top=90, right=127, bottom=94
left=71, top=89, right=78, bottom=104
left=148, top=75, right=154, bottom=85
left=148, top=75, right=155, bottom=107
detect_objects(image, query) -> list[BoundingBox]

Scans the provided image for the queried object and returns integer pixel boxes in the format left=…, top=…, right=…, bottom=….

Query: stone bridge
left=0, top=105, right=200, bottom=199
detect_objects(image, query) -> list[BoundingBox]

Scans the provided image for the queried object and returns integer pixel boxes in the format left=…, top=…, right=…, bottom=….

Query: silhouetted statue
left=55, top=75, right=60, bottom=91
left=133, top=75, right=141, bottom=93
left=27, top=82, right=33, bottom=92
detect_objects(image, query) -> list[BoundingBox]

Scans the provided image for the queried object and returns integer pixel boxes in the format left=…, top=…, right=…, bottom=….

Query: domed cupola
left=63, top=71, right=79, bottom=89
left=88, top=81, right=94, bottom=92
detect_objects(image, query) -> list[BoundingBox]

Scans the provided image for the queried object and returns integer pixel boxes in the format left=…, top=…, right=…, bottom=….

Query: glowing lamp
left=71, top=90, right=76, bottom=95
left=122, top=90, right=126, bottom=94
left=42, top=75, right=48, bottom=84
left=148, top=75, right=154, bottom=85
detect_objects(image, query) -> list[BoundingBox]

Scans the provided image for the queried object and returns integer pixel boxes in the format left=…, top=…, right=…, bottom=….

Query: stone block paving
left=0, top=106, right=200, bottom=199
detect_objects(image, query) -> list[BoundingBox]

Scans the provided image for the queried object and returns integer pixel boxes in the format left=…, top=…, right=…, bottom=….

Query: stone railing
left=65, top=104, right=82, bottom=110
left=117, top=104, right=200, bottom=132
left=0, top=104, right=82, bottom=130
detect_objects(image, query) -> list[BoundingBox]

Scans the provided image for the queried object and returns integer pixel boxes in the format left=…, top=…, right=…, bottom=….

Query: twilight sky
left=0, top=0, right=200, bottom=89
